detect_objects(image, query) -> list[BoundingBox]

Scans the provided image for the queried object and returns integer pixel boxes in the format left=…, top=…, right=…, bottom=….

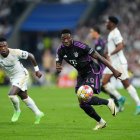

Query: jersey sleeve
left=113, top=30, right=123, bottom=45
left=84, top=45, right=95, bottom=55
left=15, top=49, right=29, bottom=59
left=74, top=41, right=95, bottom=55
left=56, top=47, right=63, bottom=64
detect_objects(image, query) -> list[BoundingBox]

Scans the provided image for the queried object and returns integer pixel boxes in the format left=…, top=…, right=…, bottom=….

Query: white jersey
left=107, top=27, right=127, bottom=64
left=0, top=48, right=29, bottom=80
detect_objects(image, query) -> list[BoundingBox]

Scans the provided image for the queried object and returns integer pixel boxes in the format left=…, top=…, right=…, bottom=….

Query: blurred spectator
left=42, top=49, right=55, bottom=86
left=0, top=0, right=27, bottom=37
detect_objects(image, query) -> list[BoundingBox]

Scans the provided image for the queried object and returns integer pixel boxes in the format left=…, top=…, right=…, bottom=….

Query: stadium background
left=0, top=0, right=140, bottom=140
left=0, top=0, right=140, bottom=88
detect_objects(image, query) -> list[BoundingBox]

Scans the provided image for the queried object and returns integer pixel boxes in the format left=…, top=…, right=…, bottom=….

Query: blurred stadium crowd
left=0, top=0, right=140, bottom=87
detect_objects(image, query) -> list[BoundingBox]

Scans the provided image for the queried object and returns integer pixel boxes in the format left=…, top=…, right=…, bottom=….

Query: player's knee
left=79, top=102, right=87, bottom=109
left=17, top=92, right=28, bottom=100
left=122, top=79, right=130, bottom=88
left=8, top=91, right=16, bottom=96
left=103, top=83, right=114, bottom=91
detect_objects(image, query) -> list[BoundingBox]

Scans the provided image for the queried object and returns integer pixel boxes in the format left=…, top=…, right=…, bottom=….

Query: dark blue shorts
left=75, top=69, right=102, bottom=94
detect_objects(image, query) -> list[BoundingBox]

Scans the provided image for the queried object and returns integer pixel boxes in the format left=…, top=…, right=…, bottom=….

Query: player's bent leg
left=79, top=101, right=106, bottom=130
left=102, top=74, right=123, bottom=108
left=8, top=86, right=21, bottom=122
left=18, top=91, right=44, bottom=124
left=122, top=79, right=140, bottom=115
left=88, top=96, right=108, bottom=106
left=103, top=82, right=125, bottom=112
left=88, top=96, right=116, bottom=116
left=101, top=86, right=119, bottom=107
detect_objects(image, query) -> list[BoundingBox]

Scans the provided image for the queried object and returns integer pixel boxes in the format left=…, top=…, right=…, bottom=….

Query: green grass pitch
left=0, top=86, right=140, bottom=140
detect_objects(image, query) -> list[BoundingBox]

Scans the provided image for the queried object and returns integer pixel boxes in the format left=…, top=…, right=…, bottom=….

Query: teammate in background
left=56, top=29, right=121, bottom=130
left=0, top=38, right=44, bottom=124
left=89, top=26, right=120, bottom=107
left=102, top=16, right=140, bottom=114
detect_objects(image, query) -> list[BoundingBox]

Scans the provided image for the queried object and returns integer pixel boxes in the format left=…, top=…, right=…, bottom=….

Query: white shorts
left=103, top=63, right=129, bottom=80
left=10, top=73, right=29, bottom=91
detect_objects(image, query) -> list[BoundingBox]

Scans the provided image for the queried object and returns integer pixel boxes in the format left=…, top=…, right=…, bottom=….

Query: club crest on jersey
left=74, top=52, right=78, bottom=57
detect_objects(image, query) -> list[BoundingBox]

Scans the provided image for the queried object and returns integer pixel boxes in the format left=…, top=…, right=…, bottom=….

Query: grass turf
left=0, top=86, right=140, bottom=140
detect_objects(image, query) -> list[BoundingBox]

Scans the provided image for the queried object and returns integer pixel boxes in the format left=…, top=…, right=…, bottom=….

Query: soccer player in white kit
left=102, top=16, right=140, bottom=115
left=0, top=38, right=44, bottom=124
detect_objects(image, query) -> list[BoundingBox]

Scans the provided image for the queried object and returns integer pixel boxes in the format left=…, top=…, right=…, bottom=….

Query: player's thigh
left=117, top=64, right=129, bottom=81
left=8, top=85, right=21, bottom=96
left=121, top=79, right=130, bottom=88
left=79, top=72, right=100, bottom=94
left=102, top=74, right=113, bottom=85
left=12, top=74, right=29, bottom=92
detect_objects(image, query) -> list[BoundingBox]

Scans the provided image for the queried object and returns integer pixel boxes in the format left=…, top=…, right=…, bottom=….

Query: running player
left=0, top=37, right=44, bottom=124
left=56, top=29, right=121, bottom=130
left=102, top=16, right=140, bottom=114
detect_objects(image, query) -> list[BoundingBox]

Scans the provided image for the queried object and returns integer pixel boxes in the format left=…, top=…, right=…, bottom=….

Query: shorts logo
left=74, top=52, right=78, bottom=57
left=86, top=78, right=94, bottom=83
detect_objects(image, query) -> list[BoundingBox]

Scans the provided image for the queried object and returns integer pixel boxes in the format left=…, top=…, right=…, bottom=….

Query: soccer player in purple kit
left=89, top=26, right=120, bottom=107
left=56, top=29, right=121, bottom=130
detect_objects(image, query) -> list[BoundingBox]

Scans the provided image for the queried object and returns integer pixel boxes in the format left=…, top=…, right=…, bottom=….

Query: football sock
left=101, top=86, right=119, bottom=107
left=23, top=96, right=41, bottom=115
left=80, top=102, right=101, bottom=122
left=88, top=96, right=108, bottom=105
left=9, top=95, right=21, bottom=112
left=104, top=82, right=122, bottom=100
left=126, top=85, right=140, bottom=106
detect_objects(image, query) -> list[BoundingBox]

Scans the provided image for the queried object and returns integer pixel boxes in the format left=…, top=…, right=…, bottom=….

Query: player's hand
left=56, top=63, right=62, bottom=73
left=35, top=71, right=42, bottom=78
left=113, top=70, right=122, bottom=79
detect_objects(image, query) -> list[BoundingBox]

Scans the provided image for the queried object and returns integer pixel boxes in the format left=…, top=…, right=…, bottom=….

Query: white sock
left=23, top=96, right=41, bottom=116
left=99, top=118, right=106, bottom=123
left=104, top=82, right=122, bottom=100
left=9, top=95, right=21, bottom=112
left=127, top=85, right=140, bottom=106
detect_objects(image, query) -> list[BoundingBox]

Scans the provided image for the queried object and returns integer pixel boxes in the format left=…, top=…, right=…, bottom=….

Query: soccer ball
left=77, top=85, right=93, bottom=102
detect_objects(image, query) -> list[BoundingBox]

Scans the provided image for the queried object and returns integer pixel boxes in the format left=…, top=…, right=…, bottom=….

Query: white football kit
left=0, top=48, right=29, bottom=91
left=103, top=27, right=129, bottom=80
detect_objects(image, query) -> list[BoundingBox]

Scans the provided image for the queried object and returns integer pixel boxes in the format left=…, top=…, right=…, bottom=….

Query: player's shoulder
left=9, top=48, right=20, bottom=54
left=109, top=28, right=121, bottom=38
left=113, top=28, right=121, bottom=35
left=57, top=44, right=64, bottom=52
left=9, top=48, right=25, bottom=55
left=73, top=40, right=87, bottom=49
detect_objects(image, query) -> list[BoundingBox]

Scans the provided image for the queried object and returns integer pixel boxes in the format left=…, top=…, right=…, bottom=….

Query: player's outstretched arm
left=92, top=51, right=121, bottom=78
left=27, top=53, right=42, bottom=78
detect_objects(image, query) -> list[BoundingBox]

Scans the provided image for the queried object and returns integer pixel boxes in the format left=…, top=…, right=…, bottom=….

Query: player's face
left=106, top=20, right=113, bottom=30
left=0, top=41, right=9, bottom=57
left=89, top=29, right=97, bottom=39
left=61, top=34, right=72, bottom=47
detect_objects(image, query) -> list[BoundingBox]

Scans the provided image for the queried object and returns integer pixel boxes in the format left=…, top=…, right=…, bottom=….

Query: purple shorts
left=75, top=70, right=101, bottom=94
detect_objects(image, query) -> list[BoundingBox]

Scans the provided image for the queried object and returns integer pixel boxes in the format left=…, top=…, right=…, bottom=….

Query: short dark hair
left=108, top=16, right=119, bottom=25
left=93, top=26, right=100, bottom=34
left=0, top=37, right=7, bottom=42
left=61, top=29, right=71, bottom=35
